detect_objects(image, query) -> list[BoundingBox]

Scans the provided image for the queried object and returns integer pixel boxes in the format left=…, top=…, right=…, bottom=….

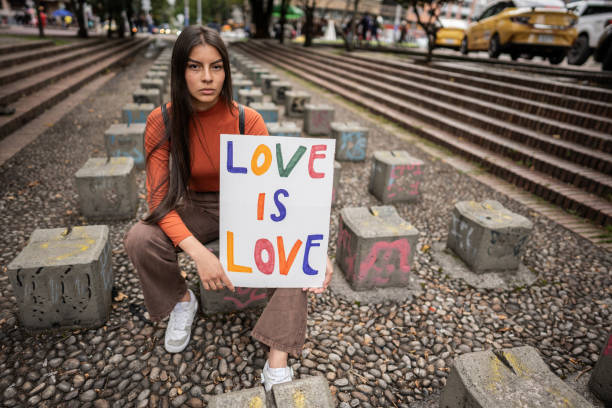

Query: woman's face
left=185, top=43, right=226, bottom=111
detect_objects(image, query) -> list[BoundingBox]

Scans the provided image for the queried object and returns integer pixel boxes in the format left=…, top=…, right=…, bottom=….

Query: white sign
left=220, top=134, right=335, bottom=288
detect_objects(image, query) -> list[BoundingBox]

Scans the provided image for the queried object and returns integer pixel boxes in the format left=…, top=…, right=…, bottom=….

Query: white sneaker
left=261, top=360, right=293, bottom=392
left=164, top=289, right=198, bottom=353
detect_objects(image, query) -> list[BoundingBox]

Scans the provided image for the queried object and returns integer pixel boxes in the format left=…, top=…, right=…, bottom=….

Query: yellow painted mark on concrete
left=487, top=355, right=505, bottom=393
left=502, top=351, right=530, bottom=377
left=292, top=389, right=306, bottom=408
left=545, top=387, right=573, bottom=408
left=38, top=228, right=98, bottom=261
left=248, top=396, right=263, bottom=408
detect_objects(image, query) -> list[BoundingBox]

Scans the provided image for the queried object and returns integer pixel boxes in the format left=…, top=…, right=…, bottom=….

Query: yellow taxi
left=460, top=0, right=578, bottom=64
left=435, top=19, right=468, bottom=50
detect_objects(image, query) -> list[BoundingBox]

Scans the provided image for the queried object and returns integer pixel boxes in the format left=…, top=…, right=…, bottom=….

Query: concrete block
left=272, top=376, right=335, bottom=407
left=284, top=91, right=311, bottom=118
left=7, top=226, right=113, bottom=330
left=146, top=71, right=167, bottom=89
left=589, top=333, right=612, bottom=404
left=250, top=102, right=280, bottom=124
left=446, top=200, right=533, bottom=272
left=261, top=74, right=280, bottom=94
left=303, top=104, right=335, bottom=136
left=198, top=241, right=268, bottom=314
left=369, top=150, right=424, bottom=203
left=267, top=122, right=301, bottom=138
left=251, top=68, right=269, bottom=86
left=232, top=79, right=253, bottom=101
left=232, top=72, right=246, bottom=81
left=271, top=81, right=293, bottom=104
left=104, top=123, right=146, bottom=169
left=331, top=122, right=369, bottom=161
left=75, top=157, right=138, bottom=220
left=133, top=88, right=161, bottom=107
left=332, top=161, right=341, bottom=203
left=208, top=387, right=267, bottom=408
left=440, top=346, right=593, bottom=408
left=336, top=206, right=419, bottom=291
left=122, top=103, right=154, bottom=126
left=238, top=88, right=264, bottom=107
left=140, top=78, right=164, bottom=95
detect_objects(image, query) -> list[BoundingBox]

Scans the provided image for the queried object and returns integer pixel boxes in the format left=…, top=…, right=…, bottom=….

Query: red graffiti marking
left=337, top=222, right=356, bottom=277
left=387, top=165, right=421, bottom=199
left=358, top=239, right=411, bottom=284
left=312, top=111, right=330, bottom=128
left=604, top=335, right=612, bottom=356
left=223, top=287, right=267, bottom=309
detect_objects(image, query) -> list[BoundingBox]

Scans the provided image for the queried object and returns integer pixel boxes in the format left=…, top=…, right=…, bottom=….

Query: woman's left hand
left=303, top=257, right=333, bottom=294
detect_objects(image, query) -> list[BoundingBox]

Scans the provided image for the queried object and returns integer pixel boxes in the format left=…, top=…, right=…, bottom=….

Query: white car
left=566, top=0, right=612, bottom=64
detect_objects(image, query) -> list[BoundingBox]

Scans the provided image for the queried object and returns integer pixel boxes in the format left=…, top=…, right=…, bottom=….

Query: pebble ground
left=0, top=41, right=610, bottom=408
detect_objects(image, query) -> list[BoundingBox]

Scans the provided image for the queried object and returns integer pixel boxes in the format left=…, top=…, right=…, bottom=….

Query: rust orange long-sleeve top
left=145, top=100, right=268, bottom=246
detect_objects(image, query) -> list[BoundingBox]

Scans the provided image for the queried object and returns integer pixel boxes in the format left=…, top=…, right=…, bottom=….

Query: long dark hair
left=144, top=26, right=234, bottom=225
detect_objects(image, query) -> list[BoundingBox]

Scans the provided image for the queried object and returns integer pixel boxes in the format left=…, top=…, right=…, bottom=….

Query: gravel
left=0, top=41, right=609, bottom=408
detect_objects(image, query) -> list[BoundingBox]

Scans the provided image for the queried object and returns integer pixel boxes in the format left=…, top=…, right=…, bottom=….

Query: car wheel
left=567, top=35, right=591, bottom=66
left=460, top=37, right=469, bottom=55
left=549, top=51, right=566, bottom=65
left=488, top=34, right=501, bottom=58
left=510, top=51, right=520, bottom=61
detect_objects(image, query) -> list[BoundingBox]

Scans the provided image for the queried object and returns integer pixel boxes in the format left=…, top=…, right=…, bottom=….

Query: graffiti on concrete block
left=449, top=213, right=476, bottom=259
left=488, top=230, right=527, bottom=258
left=604, top=335, right=612, bottom=356
left=386, top=164, right=421, bottom=199
left=276, top=86, right=289, bottom=103
left=107, top=134, right=144, bottom=165
left=340, top=133, right=366, bottom=160
left=310, top=111, right=331, bottom=129
left=223, top=287, right=268, bottom=309
left=337, top=221, right=356, bottom=278
left=357, top=239, right=412, bottom=285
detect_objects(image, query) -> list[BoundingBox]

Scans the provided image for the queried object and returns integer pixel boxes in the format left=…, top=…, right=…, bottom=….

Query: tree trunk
left=73, top=0, right=88, bottom=38
left=348, top=0, right=359, bottom=51
left=303, top=3, right=314, bottom=47
left=249, top=0, right=273, bottom=38
left=278, top=0, right=288, bottom=44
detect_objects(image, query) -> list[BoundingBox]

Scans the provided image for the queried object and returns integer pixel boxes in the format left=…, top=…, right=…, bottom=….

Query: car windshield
left=511, top=0, right=566, bottom=8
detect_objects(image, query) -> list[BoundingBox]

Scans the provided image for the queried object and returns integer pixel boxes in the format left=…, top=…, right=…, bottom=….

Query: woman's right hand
left=179, top=236, right=235, bottom=292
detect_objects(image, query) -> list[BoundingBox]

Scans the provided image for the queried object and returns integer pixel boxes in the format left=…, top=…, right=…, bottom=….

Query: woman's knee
left=124, top=221, right=171, bottom=260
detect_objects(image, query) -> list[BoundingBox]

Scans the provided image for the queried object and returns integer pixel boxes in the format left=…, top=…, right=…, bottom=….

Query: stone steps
left=274, top=44, right=612, bottom=164
left=245, top=42, right=612, bottom=200
left=0, top=37, right=151, bottom=141
left=0, top=38, right=105, bottom=68
left=235, top=42, right=612, bottom=225
left=0, top=39, right=54, bottom=55
left=309, top=49, right=612, bottom=135
left=350, top=52, right=612, bottom=118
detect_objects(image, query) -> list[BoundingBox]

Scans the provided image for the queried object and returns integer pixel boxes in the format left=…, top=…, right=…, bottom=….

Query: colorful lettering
left=278, top=237, right=302, bottom=275
left=254, top=239, right=275, bottom=274
left=227, top=141, right=247, bottom=174
left=303, top=234, right=323, bottom=275
left=308, top=145, right=327, bottom=179
left=251, top=144, right=272, bottom=176
left=227, top=231, right=252, bottom=273
left=277, top=144, right=306, bottom=177
left=271, top=189, right=288, bottom=222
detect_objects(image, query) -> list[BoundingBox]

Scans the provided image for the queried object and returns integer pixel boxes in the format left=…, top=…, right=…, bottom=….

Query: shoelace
left=169, top=306, right=191, bottom=337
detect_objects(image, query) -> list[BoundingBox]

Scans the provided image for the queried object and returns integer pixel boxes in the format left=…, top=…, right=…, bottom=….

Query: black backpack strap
left=161, top=103, right=170, bottom=138
left=238, top=103, right=245, bottom=135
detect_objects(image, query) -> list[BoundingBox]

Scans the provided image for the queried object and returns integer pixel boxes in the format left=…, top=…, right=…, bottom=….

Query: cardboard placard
left=220, top=134, right=335, bottom=288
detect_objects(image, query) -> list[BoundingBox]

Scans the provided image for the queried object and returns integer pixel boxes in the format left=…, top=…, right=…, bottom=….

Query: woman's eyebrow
left=187, top=58, right=223, bottom=65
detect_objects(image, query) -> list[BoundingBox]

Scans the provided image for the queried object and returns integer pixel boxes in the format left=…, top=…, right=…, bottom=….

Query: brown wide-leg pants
left=124, top=192, right=308, bottom=356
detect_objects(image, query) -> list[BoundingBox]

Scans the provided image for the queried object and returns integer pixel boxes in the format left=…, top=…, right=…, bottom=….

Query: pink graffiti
left=387, top=164, right=421, bottom=199
left=604, top=335, right=612, bottom=356
left=357, top=239, right=411, bottom=284
left=391, top=164, right=422, bottom=178
left=337, top=222, right=356, bottom=277
left=312, top=111, right=330, bottom=127
left=223, top=287, right=267, bottom=309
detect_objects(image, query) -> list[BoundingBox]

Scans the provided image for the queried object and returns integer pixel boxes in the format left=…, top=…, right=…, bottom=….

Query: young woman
left=124, top=26, right=333, bottom=391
